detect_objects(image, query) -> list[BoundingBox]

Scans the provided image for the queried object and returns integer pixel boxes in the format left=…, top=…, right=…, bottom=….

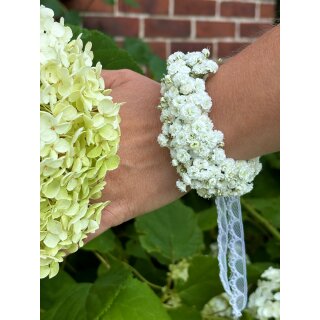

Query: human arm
left=207, top=25, right=280, bottom=159
left=88, top=25, right=280, bottom=240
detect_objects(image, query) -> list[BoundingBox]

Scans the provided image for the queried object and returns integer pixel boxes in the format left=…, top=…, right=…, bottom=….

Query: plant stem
left=94, top=251, right=110, bottom=269
left=104, top=252, right=164, bottom=291
left=124, top=261, right=164, bottom=291
left=241, top=198, right=280, bottom=241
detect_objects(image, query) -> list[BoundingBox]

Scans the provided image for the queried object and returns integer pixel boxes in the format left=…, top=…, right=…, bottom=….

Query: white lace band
left=216, top=196, right=247, bottom=318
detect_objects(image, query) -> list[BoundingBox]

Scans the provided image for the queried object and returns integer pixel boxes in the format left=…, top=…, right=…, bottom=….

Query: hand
left=88, top=69, right=182, bottom=240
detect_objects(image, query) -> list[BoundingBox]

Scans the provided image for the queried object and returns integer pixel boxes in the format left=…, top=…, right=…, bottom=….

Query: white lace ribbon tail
left=215, top=196, right=232, bottom=296
left=216, top=196, right=248, bottom=319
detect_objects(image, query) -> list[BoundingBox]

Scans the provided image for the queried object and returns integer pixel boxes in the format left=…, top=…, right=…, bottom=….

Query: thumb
left=101, top=69, right=131, bottom=89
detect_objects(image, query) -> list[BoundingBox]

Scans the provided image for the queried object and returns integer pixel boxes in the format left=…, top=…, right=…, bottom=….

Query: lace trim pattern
left=216, top=196, right=248, bottom=319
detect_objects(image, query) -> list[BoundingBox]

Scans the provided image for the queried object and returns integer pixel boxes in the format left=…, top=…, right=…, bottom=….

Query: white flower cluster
left=158, top=49, right=262, bottom=198
left=40, top=6, right=121, bottom=278
left=168, top=259, right=190, bottom=282
left=201, top=293, right=233, bottom=319
left=247, top=267, right=280, bottom=320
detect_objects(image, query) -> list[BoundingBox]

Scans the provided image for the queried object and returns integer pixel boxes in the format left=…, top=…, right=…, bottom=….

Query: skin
left=87, top=25, right=280, bottom=241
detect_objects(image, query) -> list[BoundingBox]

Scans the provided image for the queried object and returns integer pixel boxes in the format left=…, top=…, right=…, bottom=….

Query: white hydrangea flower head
left=40, top=5, right=121, bottom=278
left=201, top=293, right=233, bottom=319
left=158, top=49, right=262, bottom=198
left=247, top=267, right=280, bottom=320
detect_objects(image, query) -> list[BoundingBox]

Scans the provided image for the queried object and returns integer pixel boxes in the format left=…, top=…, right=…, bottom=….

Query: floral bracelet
left=157, top=49, right=262, bottom=318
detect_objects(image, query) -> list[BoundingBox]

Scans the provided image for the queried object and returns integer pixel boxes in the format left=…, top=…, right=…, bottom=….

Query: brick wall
left=64, top=0, right=276, bottom=59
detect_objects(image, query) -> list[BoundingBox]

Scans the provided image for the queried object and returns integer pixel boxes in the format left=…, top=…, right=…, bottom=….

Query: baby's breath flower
left=40, top=5, right=121, bottom=278
left=158, top=49, right=262, bottom=197
left=247, top=267, right=280, bottom=320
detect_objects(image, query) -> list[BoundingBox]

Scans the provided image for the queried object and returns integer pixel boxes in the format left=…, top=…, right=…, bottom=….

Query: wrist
left=206, top=63, right=249, bottom=160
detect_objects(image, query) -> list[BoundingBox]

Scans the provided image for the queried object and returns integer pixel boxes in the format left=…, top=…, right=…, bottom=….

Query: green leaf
left=64, top=10, right=82, bottom=26
left=124, top=0, right=139, bottom=8
left=100, top=278, right=170, bottom=319
left=167, top=305, right=202, bottom=320
left=40, top=0, right=66, bottom=17
left=149, top=55, right=167, bottom=81
left=264, top=152, right=280, bottom=170
left=125, top=239, right=149, bottom=259
left=241, top=310, right=255, bottom=320
left=87, top=259, right=168, bottom=319
left=182, top=190, right=213, bottom=212
left=124, top=37, right=152, bottom=65
left=69, top=25, right=118, bottom=51
left=247, top=155, right=279, bottom=198
left=40, top=271, right=76, bottom=310
left=266, top=239, right=280, bottom=260
left=199, top=317, right=230, bottom=320
left=86, top=265, right=131, bottom=319
left=103, top=0, right=116, bottom=4
left=246, top=197, right=280, bottom=228
left=82, top=229, right=116, bottom=254
left=69, top=25, right=142, bottom=73
left=93, top=48, right=142, bottom=73
left=247, top=262, right=274, bottom=286
left=135, top=200, right=204, bottom=264
left=42, top=283, right=91, bottom=320
left=176, top=255, right=223, bottom=310
left=196, top=206, right=217, bottom=231
left=132, top=258, right=167, bottom=287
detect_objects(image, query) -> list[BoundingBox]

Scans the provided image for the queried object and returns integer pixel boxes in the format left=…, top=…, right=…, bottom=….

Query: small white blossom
left=157, top=134, right=168, bottom=147
left=176, top=180, right=187, bottom=192
left=168, top=259, right=190, bottom=282
left=247, top=267, right=280, bottom=320
left=201, top=293, right=233, bottom=319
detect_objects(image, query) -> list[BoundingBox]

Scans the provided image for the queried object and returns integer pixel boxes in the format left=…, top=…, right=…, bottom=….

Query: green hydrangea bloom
left=40, top=5, right=121, bottom=279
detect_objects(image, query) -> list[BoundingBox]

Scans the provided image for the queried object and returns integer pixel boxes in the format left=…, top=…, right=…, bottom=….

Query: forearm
left=207, top=25, right=280, bottom=160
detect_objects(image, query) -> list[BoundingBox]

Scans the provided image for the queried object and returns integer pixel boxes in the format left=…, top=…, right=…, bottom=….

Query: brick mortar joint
left=114, top=36, right=258, bottom=43
left=81, top=12, right=274, bottom=23
left=255, top=2, right=261, bottom=21
left=169, top=0, right=174, bottom=17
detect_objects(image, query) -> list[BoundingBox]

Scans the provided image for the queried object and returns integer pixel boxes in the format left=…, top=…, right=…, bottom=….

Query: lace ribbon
left=216, top=196, right=247, bottom=319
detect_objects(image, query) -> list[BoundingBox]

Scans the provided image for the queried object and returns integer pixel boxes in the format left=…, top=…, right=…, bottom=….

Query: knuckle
left=120, top=69, right=136, bottom=80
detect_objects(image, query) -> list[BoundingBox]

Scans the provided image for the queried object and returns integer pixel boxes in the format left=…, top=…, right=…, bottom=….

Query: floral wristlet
left=158, top=49, right=262, bottom=318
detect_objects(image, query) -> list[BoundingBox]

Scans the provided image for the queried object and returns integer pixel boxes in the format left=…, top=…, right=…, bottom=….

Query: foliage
left=40, top=6, right=280, bottom=320
left=123, top=37, right=167, bottom=81
left=41, top=149, right=279, bottom=320
left=40, top=0, right=82, bottom=25
left=104, top=0, right=139, bottom=7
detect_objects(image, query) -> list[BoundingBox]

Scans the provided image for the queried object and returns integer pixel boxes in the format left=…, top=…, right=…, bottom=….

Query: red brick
left=64, top=0, right=113, bottom=12
left=240, top=23, right=273, bottom=38
left=197, top=21, right=235, bottom=38
left=260, top=4, right=275, bottom=18
left=147, top=42, right=167, bottom=59
left=221, top=1, right=255, bottom=17
left=118, top=0, right=169, bottom=14
left=174, top=0, right=216, bottom=16
left=83, top=17, right=139, bottom=37
left=171, top=42, right=213, bottom=56
left=145, top=19, right=191, bottom=38
left=217, top=42, right=250, bottom=58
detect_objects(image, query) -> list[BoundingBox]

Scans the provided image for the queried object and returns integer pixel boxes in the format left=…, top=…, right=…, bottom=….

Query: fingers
left=101, top=69, right=136, bottom=89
